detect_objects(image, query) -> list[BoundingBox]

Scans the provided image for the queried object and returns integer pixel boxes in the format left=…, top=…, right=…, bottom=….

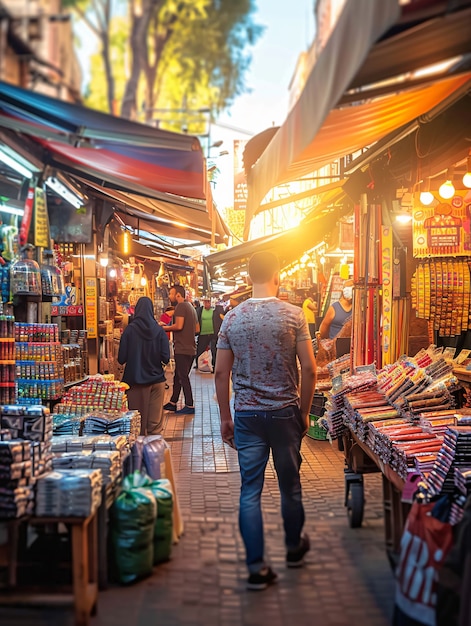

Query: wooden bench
left=0, top=512, right=98, bottom=626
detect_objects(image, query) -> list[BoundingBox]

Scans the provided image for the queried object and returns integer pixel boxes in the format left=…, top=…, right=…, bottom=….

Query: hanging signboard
left=85, top=277, right=97, bottom=339
left=381, top=225, right=393, bottom=366
left=233, top=139, right=248, bottom=211
left=33, top=187, right=50, bottom=248
left=412, top=190, right=471, bottom=258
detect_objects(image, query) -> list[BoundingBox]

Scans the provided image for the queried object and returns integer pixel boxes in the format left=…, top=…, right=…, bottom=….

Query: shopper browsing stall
left=319, top=279, right=353, bottom=339
left=118, top=296, right=170, bottom=435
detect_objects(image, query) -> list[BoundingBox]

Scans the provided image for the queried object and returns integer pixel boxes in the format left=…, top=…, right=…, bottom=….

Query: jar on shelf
left=10, top=246, right=42, bottom=296
left=41, top=250, right=65, bottom=297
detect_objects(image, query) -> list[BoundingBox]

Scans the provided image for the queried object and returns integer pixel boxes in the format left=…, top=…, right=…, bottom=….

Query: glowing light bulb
left=463, top=157, right=471, bottom=189
left=438, top=169, right=455, bottom=200
left=109, top=268, right=117, bottom=278
left=419, top=191, right=434, bottom=205
left=439, top=180, right=455, bottom=199
left=395, top=213, right=412, bottom=224
left=140, top=276, right=147, bottom=287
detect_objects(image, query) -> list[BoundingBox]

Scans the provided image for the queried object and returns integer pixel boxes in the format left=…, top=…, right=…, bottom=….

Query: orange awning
left=246, top=73, right=471, bottom=231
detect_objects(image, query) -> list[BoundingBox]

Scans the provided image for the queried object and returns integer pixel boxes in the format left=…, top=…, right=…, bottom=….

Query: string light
left=463, top=155, right=471, bottom=189
left=438, top=168, right=455, bottom=200
left=419, top=177, right=434, bottom=205
left=122, top=231, right=130, bottom=255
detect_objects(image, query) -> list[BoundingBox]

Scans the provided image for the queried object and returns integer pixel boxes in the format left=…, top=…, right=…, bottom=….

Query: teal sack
left=123, top=472, right=173, bottom=564
left=150, top=479, right=174, bottom=564
left=110, top=485, right=157, bottom=584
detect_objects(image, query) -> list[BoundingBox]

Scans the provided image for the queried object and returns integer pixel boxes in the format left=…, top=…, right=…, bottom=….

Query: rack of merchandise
left=324, top=346, right=470, bottom=563
left=14, top=323, right=64, bottom=405
left=0, top=315, right=16, bottom=404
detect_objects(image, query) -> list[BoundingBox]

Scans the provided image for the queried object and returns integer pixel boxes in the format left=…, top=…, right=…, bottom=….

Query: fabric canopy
left=206, top=202, right=351, bottom=280
left=82, top=178, right=230, bottom=244
left=0, top=81, right=206, bottom=201
left=246, top=0, right=471, bottom=236
left=245, top=0, right=400, bottom=230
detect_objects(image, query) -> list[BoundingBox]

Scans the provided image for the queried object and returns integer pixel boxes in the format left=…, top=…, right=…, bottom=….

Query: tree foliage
left=66, top=0, right=263, bottom=125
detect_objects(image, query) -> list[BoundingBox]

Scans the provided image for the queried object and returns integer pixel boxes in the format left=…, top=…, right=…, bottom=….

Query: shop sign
left=33, top=188, right=50, bottom=248
left=381, top=226, right=393, bottom=366
left=85, top=277, right=97, bottom=339
left=51, top=305, right=83, bottom=316
left=413, top=190, right=471, bottom=257
left=233, top=139, right=248, bottom=211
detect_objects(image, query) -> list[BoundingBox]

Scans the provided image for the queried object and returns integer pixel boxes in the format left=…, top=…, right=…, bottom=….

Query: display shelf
left=342, top=428, right=409, bottom=567
left=64, top=376, right=89, bottom=390
left=0, top=512, right=98, bottom=626
left=0, top=338, right=14, bottom=342
left=0, top=360, right=15, bottom=365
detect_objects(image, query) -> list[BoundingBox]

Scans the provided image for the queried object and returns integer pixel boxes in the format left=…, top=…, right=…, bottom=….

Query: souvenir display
left=35, top=468, right=102, bottom=517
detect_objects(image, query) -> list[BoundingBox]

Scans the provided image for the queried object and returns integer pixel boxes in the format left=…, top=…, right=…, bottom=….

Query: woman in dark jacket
left=118, top=296, right=170, bottom=435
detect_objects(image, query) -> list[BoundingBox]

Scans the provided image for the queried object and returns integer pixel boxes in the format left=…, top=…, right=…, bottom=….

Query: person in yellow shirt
left=302, top=290, right=318, bottom=339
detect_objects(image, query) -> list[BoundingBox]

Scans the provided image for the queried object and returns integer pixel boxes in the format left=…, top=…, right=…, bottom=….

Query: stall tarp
left=245, top=0, right=400, bottom=231
left=247, top=72, right=471, bottom=234
left=0, top=80, right=206, bottom=201
left=82, top=178, right=229, bottom=244
left=206, top=202, right=351, bottom=280
left=245, top=0, right=471, bottom=236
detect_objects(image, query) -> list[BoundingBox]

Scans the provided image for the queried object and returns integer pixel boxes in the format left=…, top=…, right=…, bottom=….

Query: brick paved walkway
left=0, top=370, right=395, bottom=625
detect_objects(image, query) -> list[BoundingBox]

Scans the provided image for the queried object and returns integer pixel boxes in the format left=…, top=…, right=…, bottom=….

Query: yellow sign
left=381, top=226, right=393, bottom=366
left=413, top=190, right=471, bottom=257
left=34, top=188, right=50, bottom=248
left=85, top=277, right=97, bottom=339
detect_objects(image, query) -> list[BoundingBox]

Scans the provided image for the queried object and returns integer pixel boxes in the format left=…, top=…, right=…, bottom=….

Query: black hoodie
left=118, top=297, right=170, bottom=385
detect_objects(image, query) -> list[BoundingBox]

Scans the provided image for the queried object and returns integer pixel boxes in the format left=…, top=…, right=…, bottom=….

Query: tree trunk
left=101, top=31, right=115, bottom=114
left=121, top=0, right=161, bottom=120
left=144, top=28, right=171, bottom=123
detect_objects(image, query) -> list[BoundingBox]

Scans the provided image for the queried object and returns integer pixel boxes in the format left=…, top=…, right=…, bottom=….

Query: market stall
left=0, top=321, right=183, bottom=623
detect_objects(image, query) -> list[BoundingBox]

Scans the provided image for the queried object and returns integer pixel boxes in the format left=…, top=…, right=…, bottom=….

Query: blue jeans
left=234, top=405, right=305, bottom=573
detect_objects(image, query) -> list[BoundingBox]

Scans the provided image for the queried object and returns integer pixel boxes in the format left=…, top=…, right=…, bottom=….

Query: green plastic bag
left=150, top=479, right=173, bottom=564
left=123, top=472, right=173, bottom=564
left=110, top=485, right=157, bottom=584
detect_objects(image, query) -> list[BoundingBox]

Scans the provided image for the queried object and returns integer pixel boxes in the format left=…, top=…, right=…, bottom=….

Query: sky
left=210, top=0, right=315, bottom=207
left=216, top=0, right=314, bottom=136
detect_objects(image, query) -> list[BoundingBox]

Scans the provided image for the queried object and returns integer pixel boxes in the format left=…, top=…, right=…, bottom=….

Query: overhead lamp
left=140, top=276, right=147, bottom=287
left=463, top=155, right=471, bottom=189
left=419, top=178, right=434, bottom=206
left=0, top=203, right=24, bottom=216
left=122, top=230, right=131, bottom=255
left=395, top=213, right=412, bottom=224
left=0, top=148, right=33, bottom=179
left=438, top=169, right=455, bottom=200
left=45, top=177, right=83, bottom=209
left=109, top=268, right=117, bottom=278
left=99, top=253, right=109, bottom=267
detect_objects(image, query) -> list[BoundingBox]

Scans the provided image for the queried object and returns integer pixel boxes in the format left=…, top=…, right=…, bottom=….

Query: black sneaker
left=163, top=402, right=177, bottom=412
left=175, top=405, right=195, bottom=415
left=286, top=533, right=310, bottom=568
left=246, top=566, right=278, bottom=591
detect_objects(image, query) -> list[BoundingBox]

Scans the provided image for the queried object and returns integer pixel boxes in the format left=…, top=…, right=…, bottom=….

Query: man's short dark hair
left=171, top=284, right=186, bottom=298
left=248, top=252, right=280, bottom=284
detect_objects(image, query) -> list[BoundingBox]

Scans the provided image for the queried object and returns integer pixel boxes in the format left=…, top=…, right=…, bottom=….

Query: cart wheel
left=347, top=482, right=364, bottom=528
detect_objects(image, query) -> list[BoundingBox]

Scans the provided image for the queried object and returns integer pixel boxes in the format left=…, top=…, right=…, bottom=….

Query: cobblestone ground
left=0, top=370, right=395, bottom=626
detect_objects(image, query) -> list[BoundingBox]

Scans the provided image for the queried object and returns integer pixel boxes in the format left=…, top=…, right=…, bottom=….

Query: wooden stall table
left=0, top=511, right=98, bottom=626
left=342, top=428, right=410, bottom=567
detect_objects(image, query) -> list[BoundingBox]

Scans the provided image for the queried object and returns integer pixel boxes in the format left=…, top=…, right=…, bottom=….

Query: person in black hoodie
left=118, top=296, right=170, bottom=435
